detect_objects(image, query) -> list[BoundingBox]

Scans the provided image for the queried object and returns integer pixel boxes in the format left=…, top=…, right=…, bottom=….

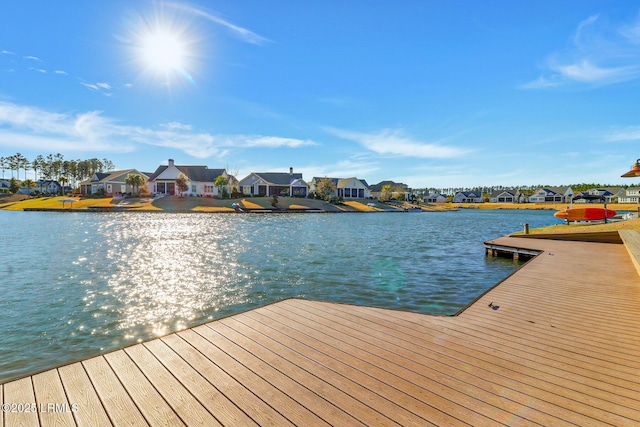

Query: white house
left=238, top=168, right=308, bottom=197
left=147, top=159, right=230, bottom=197
left=619, top=188, right=640, bottom=204
left=424, top=192, right=447, bottom=203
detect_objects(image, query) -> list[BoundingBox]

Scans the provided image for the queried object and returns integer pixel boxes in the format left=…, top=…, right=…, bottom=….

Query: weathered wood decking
left=3, top=233, right=640, bottom=426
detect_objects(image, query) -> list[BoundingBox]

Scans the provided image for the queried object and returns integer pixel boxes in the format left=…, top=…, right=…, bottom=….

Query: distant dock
left=3, top=231, right=640, bottom=425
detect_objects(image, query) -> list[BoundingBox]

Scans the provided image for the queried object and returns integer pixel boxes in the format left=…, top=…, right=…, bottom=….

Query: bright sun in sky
left=140, top=30, right=185, bottom=75
left=126, top=7, right=198, bottom=87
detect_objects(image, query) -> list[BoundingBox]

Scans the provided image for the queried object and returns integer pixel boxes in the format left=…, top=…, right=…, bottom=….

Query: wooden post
left=524, top=223, right=529, bottom=234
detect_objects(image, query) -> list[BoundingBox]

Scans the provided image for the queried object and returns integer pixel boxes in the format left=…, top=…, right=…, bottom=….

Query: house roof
left=455, top=191, right=481, bottom=197
left=147, top=165, right=226, bottom=182
left=369, top=181, right=408, bottom=192
left=252, top=172, right=305, bottom=186
left=490, top=189, right=517, bottom=197
left=313, top=177, right=370, bottom=189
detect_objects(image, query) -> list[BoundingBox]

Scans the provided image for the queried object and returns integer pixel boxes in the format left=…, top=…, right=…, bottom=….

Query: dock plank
left=142, top=339, right=257, bottom=427
left=31, top=370, right=75, bottom=427
left=199, top=321, right=373, bottom=427
left=124, top=344, right=221, bottom=427
left=181, top=327, right=328, bottom=427
left=57, top=362, right=112, bottom=427
left=161, top=333, right=294, bottom=427
left=3, top=377, right=39, bottom=427
left=82, top=356, right=149, bottom=427
left=104, top=349, right=185, bottom=426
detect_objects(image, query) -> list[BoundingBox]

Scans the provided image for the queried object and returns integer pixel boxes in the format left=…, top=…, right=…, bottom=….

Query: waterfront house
left=573, top=187, right=624, bottom=204
left=528, top=187, right=573, bottom=203
left=619, top=187, right=640, bottom=204
left=489, top=189, right=517, bottom=203
left=369, top=180, right=409, bottom=199
left=488, top=189, right=529, bottom=203
left=0, top=179, right=9, bottom=193
left=147, top=159, right=230, bottom=197
left=238, top=168, right=309, bottom=197
left=36, top=179, right=63, bottom=195
left=424, top=192, right=447, bottom=203
left=309, top=177, right=371, bottom=199
left=453, top=191, right=482, bottom=203
left=79, top=170, right=149, bottom=196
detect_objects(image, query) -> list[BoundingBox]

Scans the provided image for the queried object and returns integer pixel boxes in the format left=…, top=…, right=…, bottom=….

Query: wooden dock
left=3, top=232, right=640, bottom=426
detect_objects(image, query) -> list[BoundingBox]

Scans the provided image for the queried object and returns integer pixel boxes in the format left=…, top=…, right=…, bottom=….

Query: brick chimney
left=168, top=159, right=174, bottom=167
left=289, top=167, right=293, bottom=175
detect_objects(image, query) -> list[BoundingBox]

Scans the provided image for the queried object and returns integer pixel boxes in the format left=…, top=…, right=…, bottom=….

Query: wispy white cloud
left=1, top=50, right=16, bottom=55
left=23, top=55, right=41, bottom=62
left=325, top=127, right=471, bottom=159
left=524, top=13, right=640, bottom=88
left=604, top=126, right=640, bottom=142
left=167, top=2, right=271, bottom=45
left=0, top=101, right=315, bottom=158
left=53, top=70, right=68, bottom=75
left=80, top=81, right=113, bottom=96
left=239, top=136, right=316, bottom=148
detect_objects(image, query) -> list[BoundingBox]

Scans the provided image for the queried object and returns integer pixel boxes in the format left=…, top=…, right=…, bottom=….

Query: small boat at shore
left=554, top=207, right=617, bottom=221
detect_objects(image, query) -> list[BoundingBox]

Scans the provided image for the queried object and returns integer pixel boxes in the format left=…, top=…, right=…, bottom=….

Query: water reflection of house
left=147, top=159, right=230, bottom=197
left=80, top=170, right=149, bottom=196
left=308, top=177, right=371, bottom=199
left=238, top=168, right=309, bottom=197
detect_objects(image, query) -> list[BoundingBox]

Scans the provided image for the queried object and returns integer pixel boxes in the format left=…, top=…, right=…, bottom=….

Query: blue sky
left=1, top=0, right=640, bottom=188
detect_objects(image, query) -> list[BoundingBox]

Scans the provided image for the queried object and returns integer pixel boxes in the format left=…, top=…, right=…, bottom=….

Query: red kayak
left=621, top=159, right=640, bottom=178
left=554, top=207, right=617, bottom=221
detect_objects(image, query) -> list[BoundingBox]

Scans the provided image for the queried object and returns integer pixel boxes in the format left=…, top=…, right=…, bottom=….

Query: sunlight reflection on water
left=0, top=209, right=561, bottom=381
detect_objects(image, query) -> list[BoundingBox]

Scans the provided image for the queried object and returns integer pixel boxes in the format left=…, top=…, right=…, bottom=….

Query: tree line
left=415, top=183, right=634, bottom=196
left=0, top=153, right=116, bottom=191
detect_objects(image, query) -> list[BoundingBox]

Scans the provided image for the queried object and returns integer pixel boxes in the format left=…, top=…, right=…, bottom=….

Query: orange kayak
left=554, top=207, right=617, bottom=221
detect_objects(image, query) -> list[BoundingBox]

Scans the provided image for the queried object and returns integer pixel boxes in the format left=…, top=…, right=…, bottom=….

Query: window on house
left=191, top=184, right=197, bottom=193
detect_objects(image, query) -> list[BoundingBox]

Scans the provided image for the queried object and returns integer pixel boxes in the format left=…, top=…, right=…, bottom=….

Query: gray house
left=453, top=191, right=482, bottom=203
left=238, top=168, right=309, bottom=197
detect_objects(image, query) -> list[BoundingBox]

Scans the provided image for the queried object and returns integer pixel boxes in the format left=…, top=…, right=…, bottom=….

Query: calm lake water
left=0, top=209, right=561, bottom=381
